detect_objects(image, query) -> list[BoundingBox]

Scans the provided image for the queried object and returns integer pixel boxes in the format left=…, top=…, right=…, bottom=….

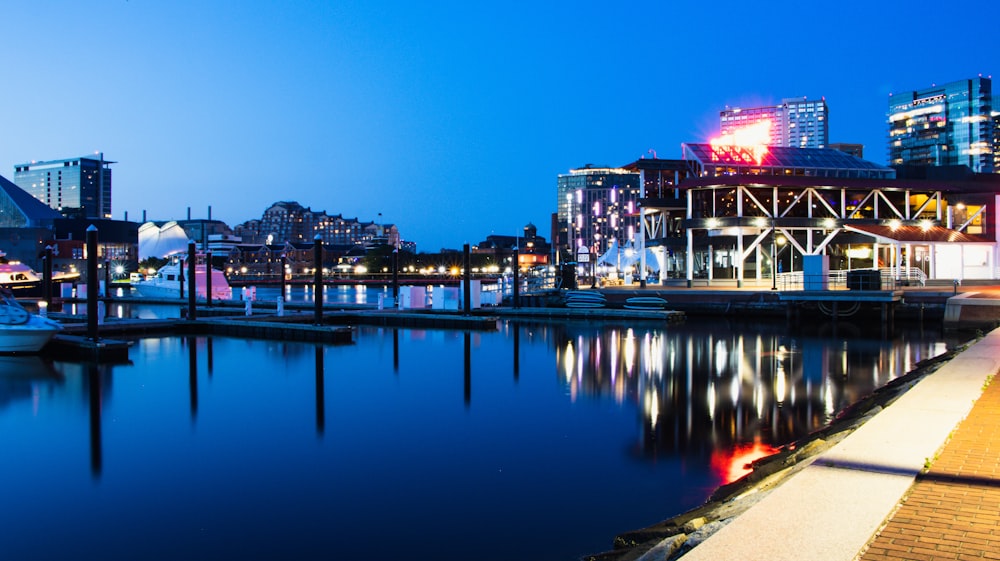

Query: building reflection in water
left=545, top=318, right=949, bottom=484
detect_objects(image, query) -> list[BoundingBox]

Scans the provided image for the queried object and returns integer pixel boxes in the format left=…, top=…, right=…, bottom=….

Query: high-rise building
left=720, top=97, right=829, bottom=148
left=13, top=153, right=114, bottom=219
left=888, top=77, right=994, bottom=173
left=556, top=165, right=640, bottom=262
left=993, top=92, right=1000, bottom=172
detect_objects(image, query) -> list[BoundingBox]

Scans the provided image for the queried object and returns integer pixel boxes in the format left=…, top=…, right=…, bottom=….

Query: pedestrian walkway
left=676, top=328, right=1000, bottom=561
left=858, top=369, right=1000, bottom=560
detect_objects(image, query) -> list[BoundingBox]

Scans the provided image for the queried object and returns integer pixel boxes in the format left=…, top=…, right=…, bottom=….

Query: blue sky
left=1, top=0, right=994, bottom=252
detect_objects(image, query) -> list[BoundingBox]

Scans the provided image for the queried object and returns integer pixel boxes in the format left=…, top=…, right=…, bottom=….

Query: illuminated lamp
left=822, top=218, right=836, bottom=229
left=847, top=247, right=872, bottom=259
left=919, top=219, right=933, bottom=232
left=888, top=219, right=901, bottom=231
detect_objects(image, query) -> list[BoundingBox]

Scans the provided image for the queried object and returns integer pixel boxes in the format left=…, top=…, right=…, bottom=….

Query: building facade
left=13, top=154, right=114, bottom=219
left=233, top=201, right=401, bottom=249
left=888, top=77, right=995, bottom=173
left=556, top=166, right=641, bottom=266
left=720, top=97, right=829, bottom=148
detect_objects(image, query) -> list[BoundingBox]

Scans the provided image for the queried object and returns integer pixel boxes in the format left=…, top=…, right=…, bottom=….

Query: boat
left=0, top=260, right=80, bottom=294
left=623, top=296, right=668, bottom=310
left=564, top=290, right=607, bottom=308
left=0, top=291, right=62, bottom=353
left=132, top=259, right=232, bottom=300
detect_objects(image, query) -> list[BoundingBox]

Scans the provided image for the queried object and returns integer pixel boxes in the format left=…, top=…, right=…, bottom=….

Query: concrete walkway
left=676, top=328, right=1000, bottom=561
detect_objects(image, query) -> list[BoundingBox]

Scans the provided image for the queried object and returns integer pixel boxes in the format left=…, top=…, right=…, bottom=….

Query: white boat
left=132, top=260, right=232, bottom=300
left=0, top=292, right=62, bottom=353
left=0, top=261, right=80, bottom=294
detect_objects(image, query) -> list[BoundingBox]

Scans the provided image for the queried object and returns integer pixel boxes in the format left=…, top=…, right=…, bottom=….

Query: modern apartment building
left=13, top=153, right=113, bottom=219
left=720, top=97, right=829, bottom=148
left=556, top=165, right=640, bottom=262
left=888, top=77, right=995, bottom=173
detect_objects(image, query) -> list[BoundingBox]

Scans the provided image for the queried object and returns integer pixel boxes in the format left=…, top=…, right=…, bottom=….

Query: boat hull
left=0, top=317, right=62, bottom=353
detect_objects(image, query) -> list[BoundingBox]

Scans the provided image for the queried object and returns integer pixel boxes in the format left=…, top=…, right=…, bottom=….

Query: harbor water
left=0, top=312, right=966, bottom=560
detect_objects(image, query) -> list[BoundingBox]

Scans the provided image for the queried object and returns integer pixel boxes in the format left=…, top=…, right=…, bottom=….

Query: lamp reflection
left=545, top=319, right=939, bottom=469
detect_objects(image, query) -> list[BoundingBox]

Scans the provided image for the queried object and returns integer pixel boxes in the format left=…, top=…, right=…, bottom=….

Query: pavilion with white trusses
left=632, top=144, right=1000, bottom=287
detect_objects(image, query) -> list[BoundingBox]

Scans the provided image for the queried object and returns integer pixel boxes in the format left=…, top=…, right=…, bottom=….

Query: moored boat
left=132, top=259, right=232, bottom=300
left=0, top=291, right=62, bottom=353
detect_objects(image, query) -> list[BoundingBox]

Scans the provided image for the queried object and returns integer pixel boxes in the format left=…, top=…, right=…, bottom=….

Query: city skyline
left=1, top=0, right=994, bottom=251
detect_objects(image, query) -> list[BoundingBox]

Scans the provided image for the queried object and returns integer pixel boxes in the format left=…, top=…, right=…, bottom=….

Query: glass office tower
left=13, top=154, right=114, bottom=219
left=888, top=77, right=994, bottom=173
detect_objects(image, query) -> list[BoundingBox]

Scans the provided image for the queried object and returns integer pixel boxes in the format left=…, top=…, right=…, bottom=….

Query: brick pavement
left=859, top=375, right=1000, bottom=561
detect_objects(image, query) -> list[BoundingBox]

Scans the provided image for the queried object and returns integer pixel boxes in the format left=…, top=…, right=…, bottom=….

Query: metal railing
left=774, top=268, right=925, bottom=291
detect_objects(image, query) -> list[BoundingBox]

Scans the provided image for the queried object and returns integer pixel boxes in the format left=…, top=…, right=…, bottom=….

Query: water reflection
left=544, top=319, right=949, bottom=473
left=0, top=320, right=964, bottom=561
left=315, top=345, right=325, bottom=435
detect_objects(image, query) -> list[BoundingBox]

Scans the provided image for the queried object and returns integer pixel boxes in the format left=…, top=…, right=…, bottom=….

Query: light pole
left=771, top=220, right=777, bottom=291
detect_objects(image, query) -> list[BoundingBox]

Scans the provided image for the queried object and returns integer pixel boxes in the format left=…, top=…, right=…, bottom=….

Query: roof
left=678, top=173, right=1000, bottom=194
left=0, top=174, right=64, bottom=226
left=138, top=221, right=191, bottom=259
left=845, top=224, right=991, bottom=244
left=682, top=144, right=895, bottom=174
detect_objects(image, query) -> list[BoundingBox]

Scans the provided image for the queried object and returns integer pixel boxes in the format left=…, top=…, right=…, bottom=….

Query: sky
left=1, top=0, right=995, bottom=252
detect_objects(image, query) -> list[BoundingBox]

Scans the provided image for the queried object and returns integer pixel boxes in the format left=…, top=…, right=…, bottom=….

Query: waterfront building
left=233, top=201, right=403, bottom=250
left=474, top=223, right=551, bottom=268
left=13, top=153, right=114, bottom=219
left=556, top=165, right=641, bottom=273
left=888, top=77, right=995, bottom=173
left=720, top=97, right=829, bottom=148
left=633, top=143, right=1000, bottom=285
left=0, top=173, right=137, bottom=278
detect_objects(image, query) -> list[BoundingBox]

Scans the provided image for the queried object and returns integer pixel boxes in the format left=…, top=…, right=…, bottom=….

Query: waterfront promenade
left=664, top=326, right=1000, bottom=561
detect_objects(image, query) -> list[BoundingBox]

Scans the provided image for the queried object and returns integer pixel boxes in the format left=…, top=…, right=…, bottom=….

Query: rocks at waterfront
left=582, top=343, right=967, bottom=561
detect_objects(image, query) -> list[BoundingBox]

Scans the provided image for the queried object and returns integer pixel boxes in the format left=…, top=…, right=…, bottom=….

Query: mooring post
left=392, top=248, right=399, bottom=308
left=206, top=249, right=213, bottom=308
left=187, top=240, right=197, bottom=320
left=512, top=248, right=520, bottom=309
left=43, top=245, right=53, bottom=307
left=313, top=235, right=323, bottom=324
left=280, top=254, right=287, bottom=302
left=86, top=225, right=99, bottom=341
left=463, top=243, right=471, bottom=315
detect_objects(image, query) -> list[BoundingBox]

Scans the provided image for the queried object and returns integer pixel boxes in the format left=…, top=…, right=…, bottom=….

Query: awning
left=844, top=224, right=991, bottom=244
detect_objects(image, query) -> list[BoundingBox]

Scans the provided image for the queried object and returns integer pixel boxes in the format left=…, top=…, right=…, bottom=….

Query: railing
left=775, top=268, right=907, bottom=291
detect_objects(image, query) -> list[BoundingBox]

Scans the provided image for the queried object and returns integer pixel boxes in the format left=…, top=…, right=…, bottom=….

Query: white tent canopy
left=138, top=221, right=190, bottom=260
left=596, top=240, right=660, bottom=272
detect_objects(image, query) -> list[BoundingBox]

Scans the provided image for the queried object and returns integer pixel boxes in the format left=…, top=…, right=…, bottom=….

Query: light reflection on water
left=0, top=318, right=963, bottom=561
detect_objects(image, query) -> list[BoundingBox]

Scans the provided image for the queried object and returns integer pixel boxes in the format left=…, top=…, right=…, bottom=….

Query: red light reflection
left=710, top=440, right=779, bottom=484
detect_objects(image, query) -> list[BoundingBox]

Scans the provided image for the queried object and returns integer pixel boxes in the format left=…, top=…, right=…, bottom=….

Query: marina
left=0, top=281, right=973, bottom=560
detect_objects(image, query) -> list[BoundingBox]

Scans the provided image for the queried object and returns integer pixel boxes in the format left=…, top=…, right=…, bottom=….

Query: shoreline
left=582, top=339, right=972, bottom=561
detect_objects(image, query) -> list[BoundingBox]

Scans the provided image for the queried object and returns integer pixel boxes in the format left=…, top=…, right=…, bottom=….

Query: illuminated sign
left=709, top=120, right=771, bottom=165
left=912, top=94, right=946, bottom=107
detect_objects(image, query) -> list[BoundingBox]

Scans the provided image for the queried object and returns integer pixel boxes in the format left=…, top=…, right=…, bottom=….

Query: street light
left=772, top=226, right=787, bottom=291
left=771, top=221, right=778, bottom=291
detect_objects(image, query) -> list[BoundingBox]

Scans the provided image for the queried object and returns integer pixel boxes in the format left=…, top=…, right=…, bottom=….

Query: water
left=0, top=318, right=965, bottom=560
